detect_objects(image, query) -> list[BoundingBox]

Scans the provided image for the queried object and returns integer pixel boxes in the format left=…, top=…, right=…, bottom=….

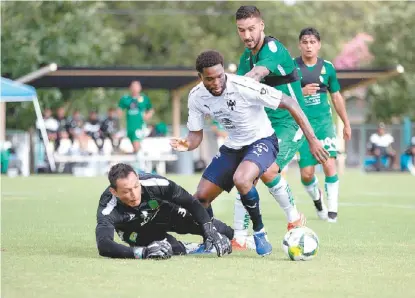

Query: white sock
left=302, top=176, right=321, bottom=201
left=253, top=227, right=265, bottom=235
left=268, top=176, right=300, bottom=223
left=325, top=175, right=339, bottom=213
left=233, top=194, right=250, bottom=238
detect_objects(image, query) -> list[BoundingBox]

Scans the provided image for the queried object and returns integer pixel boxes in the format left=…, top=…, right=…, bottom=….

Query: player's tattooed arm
left=331, top=91, right=351, bottom=141
left=279, top=94, right=329, bottom=164
left=244, top=66, right=270, bottom=82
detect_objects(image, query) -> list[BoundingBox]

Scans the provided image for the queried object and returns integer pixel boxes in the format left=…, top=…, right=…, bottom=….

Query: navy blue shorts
left=202, top=134, right=279, bottom=192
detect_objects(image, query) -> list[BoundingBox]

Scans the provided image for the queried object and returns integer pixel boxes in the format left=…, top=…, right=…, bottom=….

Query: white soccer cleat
left=327, top=217, right=337, bottom=223
left=317, top=204, right=328, bottom=221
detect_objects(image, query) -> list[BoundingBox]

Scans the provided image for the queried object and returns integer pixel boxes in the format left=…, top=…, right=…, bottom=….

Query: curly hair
left=299, top=27, right=321, bottom=41
left=235, top=6, right=261, bottom=20
left=195, top=50, right=224, bottom=73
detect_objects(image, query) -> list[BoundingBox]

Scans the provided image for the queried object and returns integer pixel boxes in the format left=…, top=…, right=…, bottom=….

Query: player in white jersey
left=170, top=50, right=328, bottom=256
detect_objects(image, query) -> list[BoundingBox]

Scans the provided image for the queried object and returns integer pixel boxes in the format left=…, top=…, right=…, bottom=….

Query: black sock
left=313, top=199, right=323, bottom=211
left=240, top=186, right=264, bottom=232
left=206, top=205, right=214, bottom=219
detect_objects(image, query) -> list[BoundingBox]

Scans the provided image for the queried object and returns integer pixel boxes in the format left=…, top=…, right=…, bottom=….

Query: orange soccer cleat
left=287, top=212, right=307, bottom=231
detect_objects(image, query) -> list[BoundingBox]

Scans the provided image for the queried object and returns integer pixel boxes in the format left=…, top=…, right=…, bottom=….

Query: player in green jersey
left=118, top=80, right=154, bottom=153
left=230, top=6, right=325, bottom=248
left=294, top=27, right=351, bottom=223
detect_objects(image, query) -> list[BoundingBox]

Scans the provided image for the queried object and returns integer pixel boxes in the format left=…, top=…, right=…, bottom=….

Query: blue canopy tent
left=0, top=77, right=56, bottom=172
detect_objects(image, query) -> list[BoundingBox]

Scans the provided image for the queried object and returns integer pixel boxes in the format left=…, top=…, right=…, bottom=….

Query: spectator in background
left=56, top=129, right=73, bottom=156
left=118, top=80, right=154, bottom=153
left=55, top=107, right=69, bottom=149
left=84, top=110, right=104, bottom=153
left=55, top=107, right=68, bottom=132
left=36, top=108, right=59, bottom=143
left=401, top=136, right=415, bottom=175
left=101, top=108, right=121, bottom=151
left=149, top=122, right=168, bottom=137
left=369, top=122, right=396, bottom=171
left=67, top=110, right=84, bottom=142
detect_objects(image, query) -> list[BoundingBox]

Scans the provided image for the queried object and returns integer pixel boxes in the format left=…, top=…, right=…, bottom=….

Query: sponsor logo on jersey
left=220, top=118, right=236, bottom=129
left=130, top=101, right=137, bottom=110
left=140, top=208, right=160, bottom=226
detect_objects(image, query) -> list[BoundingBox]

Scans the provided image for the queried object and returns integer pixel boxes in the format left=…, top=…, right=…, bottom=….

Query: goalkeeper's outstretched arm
left=95, top=217, right=136, bottom=259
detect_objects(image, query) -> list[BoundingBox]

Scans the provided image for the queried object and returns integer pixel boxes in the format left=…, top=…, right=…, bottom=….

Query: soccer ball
left=282, top=227, right=319, bottom=261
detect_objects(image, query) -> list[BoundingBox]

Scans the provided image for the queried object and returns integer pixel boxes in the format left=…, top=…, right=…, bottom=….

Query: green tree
left=2, top=1, right=387, bottom=129
left=1, top=1, right=124, bottom=129
left=365, top=2, right=415, bottom=122
left=106, top=1, right=380, bottom=123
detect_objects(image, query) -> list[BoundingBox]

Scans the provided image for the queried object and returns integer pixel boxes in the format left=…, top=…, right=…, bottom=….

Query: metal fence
left=346, top=123, right=414, bottom=167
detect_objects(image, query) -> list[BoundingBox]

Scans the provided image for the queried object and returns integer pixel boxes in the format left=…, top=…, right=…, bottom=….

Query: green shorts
left=273, top=121, right=305, bottom=169
left=298, top=120, right=337, bottom=168
left=127, top=128, right=146, bottom=142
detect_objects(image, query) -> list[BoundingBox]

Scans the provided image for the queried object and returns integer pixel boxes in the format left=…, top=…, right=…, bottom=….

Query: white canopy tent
left=0, top=77, right=56, bottom=172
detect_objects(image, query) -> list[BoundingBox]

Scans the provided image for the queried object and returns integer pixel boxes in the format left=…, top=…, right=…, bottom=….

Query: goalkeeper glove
left=202, top=222, right=232, bottom=257
left=133, top=239, right=173, bottom=260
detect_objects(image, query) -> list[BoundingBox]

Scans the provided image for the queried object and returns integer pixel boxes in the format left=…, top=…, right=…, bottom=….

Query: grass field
left=1, top=170, right=415, bottom=298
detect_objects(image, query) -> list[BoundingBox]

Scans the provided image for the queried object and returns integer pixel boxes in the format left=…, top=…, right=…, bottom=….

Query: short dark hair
left=195, top=50, right=224, bottom=73
left=235, top=6, right=261, bottom=20
left=108, top=163, right=136, bottom=189
left=299, top=27, right=321, bottom=41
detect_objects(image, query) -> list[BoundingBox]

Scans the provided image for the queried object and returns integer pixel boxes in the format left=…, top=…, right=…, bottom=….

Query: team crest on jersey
left=268, top=41, right=278, bottom=53
left=260, top=87, right=268, bottom=95
left=227, top=99, right=236, bottom=111
left=321, top=66, right=326, bottom=74
left=148, top=199, right=159, bottom=209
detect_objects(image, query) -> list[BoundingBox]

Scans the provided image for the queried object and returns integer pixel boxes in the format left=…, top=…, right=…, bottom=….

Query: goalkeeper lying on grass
left=95, top=163, right=233, bottom=260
